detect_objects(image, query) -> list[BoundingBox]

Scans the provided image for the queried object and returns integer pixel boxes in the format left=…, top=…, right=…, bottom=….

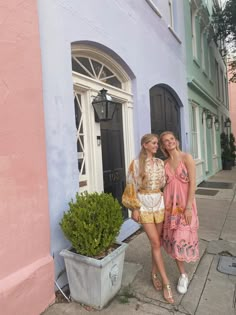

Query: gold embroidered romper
left=122, top=158, right=166, bottom=224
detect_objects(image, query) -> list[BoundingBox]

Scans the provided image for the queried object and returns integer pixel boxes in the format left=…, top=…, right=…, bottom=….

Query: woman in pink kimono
left=159, top=131, right=199, bottom=295
left=122, top=133, right=174, bottom=304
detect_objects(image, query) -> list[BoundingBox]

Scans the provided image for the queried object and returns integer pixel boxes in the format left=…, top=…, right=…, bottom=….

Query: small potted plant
left=220, top=132, right=232, bottom=170
left=229, top=133, right=236, bottom=166
left=59, top=191, right=128, bottom=309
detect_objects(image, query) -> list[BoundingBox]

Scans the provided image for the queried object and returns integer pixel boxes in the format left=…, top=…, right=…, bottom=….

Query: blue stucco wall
left=37, top=0, right=189, bottom=280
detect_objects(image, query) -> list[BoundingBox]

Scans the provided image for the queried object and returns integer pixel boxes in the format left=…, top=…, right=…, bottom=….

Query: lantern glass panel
left=225, top=118, right=231, bottom=128
left=206, top=115, right=212, bottom=129
left=107, top=101, right=116, bottom=119
left=93, top=101, right=106, bottom=120
left=214, top=119, right=220, bottom=131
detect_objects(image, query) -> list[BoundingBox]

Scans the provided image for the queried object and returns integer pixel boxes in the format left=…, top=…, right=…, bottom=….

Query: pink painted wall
left=228, top=81, right=236, bottom=137
left=0, top=1, right=55, bottom=314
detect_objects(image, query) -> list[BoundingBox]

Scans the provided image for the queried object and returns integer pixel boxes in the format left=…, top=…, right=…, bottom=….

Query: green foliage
left=229, top=133, right=236, bottom=160
left=228, top=59, right=236, bottom=82
left=60, top=192, right=123, bottom=257
left=220, top=132, right=232, bottom=161
left=212, top=0, right=236, bottom=82
left=117, top=286, right=135, bottom=304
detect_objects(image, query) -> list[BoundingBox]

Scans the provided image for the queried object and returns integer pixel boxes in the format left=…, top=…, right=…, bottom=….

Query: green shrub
left=229, top=133, right=236, bottom=161
left=220, top=132, right=232, bottom=161
left=60, top=191, right=123, bottom=257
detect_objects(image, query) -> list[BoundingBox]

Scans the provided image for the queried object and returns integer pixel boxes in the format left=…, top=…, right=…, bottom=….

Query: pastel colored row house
left=184, top=0, right=230, bottom=183
left=1, top=1, right=230, bottom=314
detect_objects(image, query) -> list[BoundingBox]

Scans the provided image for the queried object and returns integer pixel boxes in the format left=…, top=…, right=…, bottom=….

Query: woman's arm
left=158, top=158, right=166, bottom=188
left=122, top=160, right=141, bottom=211
left=122, top=160, right=141, bottom=222
left=183, top=153, right=196, bottom=224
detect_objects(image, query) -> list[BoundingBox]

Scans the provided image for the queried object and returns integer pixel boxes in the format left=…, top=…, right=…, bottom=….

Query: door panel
left=100, top=104, right=128, bottom=219
left=150, top=86, right=181, bottom=158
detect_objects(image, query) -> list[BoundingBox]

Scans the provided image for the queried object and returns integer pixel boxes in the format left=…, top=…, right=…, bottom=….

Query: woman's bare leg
left=176, top=259, right=186, bottom=274
left=152, top=222, right=163, bottom=275
left=143, top=223, right=174, bottom=303
left=143, top=223, right=169, bottom=285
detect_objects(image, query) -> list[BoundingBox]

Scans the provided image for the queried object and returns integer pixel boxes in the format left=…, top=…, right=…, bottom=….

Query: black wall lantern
left=206, top=112, right=213, bottom=129
left=214, top=117, right=220, bottom=131
left=202, top=109, right=213, bottom=129
left=224, top=117, right=231, bottom=128
left=92, top=89, right=117, bottom=122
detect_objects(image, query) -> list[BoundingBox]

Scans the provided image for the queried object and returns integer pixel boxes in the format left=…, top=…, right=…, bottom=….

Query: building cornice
left=187, top=78, right=223, bottom=109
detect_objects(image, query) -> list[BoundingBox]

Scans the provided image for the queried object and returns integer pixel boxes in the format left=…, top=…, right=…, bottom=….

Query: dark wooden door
left=100, top=104, right=128, bottom=219
left=150, top=86, right=181, bottom=158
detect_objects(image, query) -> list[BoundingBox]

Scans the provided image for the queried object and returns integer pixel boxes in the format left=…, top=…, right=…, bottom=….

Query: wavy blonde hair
left=159, top=131, right=181, bottom=157
left=138, top=133, right=158, bottom=185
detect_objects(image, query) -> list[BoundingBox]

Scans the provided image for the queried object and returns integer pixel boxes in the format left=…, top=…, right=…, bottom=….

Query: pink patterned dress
left=162, top=160, right=199, bottom=262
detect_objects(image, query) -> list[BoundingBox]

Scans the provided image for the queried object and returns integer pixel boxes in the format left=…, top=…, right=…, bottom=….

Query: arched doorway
left=71, top=44, right=138, bottom=239
left=149, top=84, right=181, bottom=156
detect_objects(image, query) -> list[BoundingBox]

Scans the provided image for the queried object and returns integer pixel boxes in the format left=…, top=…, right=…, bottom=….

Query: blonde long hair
left=138, top=133, right=158, bottom=185
left=159, top=131, right=181, bottom=157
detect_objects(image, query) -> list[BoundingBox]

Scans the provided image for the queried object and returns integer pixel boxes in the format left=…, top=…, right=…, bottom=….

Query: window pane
left=72, top=57, right=91, bottom=77
left=192, top=133, right=197, bottom=159
left=191, top=106, right=199, bottom=159
left=100, top=66, right=113, bottom=79
left=92, top=60, right=102, bottom=77
left=74, top=92, right=86, bottom=176
left=105, top=77, right=122, bottom=88
left=192, top=108, right=197, bottom=131
left=72, top=56, right=122, bottom=89
left=78, top=57, right=94, bottom=77
left=74, top=95, right=82, bottom=131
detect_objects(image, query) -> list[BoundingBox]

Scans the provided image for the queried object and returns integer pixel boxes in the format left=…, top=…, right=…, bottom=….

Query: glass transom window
left=72, top=56, right=122, bottom=89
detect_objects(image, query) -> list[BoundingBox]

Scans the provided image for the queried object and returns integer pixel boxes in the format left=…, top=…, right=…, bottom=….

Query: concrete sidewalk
left=42, top=167, right=236, bottom=315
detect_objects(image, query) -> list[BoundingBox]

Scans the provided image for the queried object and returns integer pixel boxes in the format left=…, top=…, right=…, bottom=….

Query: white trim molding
left=145, top=0, right=162, bottom=18
left=168, top=25, right=182, bottom=44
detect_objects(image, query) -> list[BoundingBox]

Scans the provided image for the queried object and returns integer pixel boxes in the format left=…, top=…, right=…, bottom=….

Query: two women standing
left=122, top=132, right=199, bottom=304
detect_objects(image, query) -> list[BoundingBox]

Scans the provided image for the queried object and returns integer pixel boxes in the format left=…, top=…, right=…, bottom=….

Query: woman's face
left=161, top=133, right=177, bottom=151
left=143, top=137, right=158, bottom=155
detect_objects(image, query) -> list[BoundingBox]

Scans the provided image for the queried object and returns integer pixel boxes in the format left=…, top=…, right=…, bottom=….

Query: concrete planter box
left=60, top=242, right=128, bottom=309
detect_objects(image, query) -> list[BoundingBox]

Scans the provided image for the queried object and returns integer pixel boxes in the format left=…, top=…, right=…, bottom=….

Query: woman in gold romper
left=122, top=133, right=174, bottom=304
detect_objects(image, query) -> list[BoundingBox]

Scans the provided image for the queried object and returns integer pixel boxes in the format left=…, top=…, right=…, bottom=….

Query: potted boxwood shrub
left=220, top=132, right=232, bottom=170
left=59, top=191, right=128, bottom=309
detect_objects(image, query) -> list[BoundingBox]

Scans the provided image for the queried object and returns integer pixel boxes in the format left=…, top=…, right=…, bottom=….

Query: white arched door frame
left=71, top=45, right=139, bottom=240
left=73, top=73, right=134, bottom=193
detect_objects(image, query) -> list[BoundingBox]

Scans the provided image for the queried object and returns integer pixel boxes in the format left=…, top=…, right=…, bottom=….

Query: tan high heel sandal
left=163, top=283, right=174, bottom=304
left=151, top=273, right=162, bottom=291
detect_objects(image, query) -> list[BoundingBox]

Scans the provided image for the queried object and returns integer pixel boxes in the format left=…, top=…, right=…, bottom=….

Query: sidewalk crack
left=219, top=187, right=236, bottom=240
left=194, top=255, right=215, bottom=315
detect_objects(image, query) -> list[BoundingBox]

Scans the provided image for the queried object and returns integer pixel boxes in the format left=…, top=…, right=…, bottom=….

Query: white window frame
left=145, top=0, right=162, bottom=17
left=215, top=60, right=220, bottom=98
left=191, top=9, right=197, bottom=59
left=220, top=68, right=224, bottom=101
left=72, top=56, right=123, bottom=89
left=201, top=31, right=205, bottom=71
left=168, top=0, right=174, bottom=28
left=191, top=104, right=201, bottom=160
left=208, top=45, right=212, bottom=81
left=73, top=90, right=88, bottom=187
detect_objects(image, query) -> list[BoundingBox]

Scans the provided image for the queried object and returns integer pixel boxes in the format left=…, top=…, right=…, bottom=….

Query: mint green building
left=184, top=0, right=230, bottom=183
